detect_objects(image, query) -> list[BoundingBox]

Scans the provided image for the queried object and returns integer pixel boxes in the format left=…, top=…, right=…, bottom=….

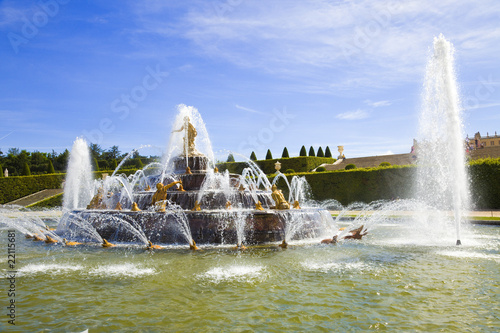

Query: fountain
left=415, top=34, right=469, bottom=246
left=60, top=104, right=334, bottom=247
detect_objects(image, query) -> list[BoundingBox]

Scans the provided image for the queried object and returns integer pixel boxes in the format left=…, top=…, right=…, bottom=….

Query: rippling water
left=1, top=222, right=499, bottom=332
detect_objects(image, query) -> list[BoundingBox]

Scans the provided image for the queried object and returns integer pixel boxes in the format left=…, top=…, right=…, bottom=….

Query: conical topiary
left=282, top=147, right=289, bottom=158
left=317, top=147, right=324, bottom=157
left=22, top=162, right=31, bottom=176
left=135, top=158, right=143, bottom=169
left=308, top=146, right=315, bottom=157
left=227, top=154, right=235, bottom=162
left=265, top=149, right=273, bottom=160
left=325, top=146, right=332, bottom=158
left=0, top=163, right=3, bottom=177
left=47, top=160, right=55, bottom=174
left=250, top=151, right=257, bottom=161
left=299, top=146, right=307, bottom=157
left=93, top=158, right=99, bottom=172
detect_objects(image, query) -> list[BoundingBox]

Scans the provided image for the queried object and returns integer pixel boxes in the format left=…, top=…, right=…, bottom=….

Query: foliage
left=217, top=156, right=335, bottom=175
left=250, top=151, right=257, bottom=161
left=308, top=146, right=315, bottom=157
left=26, top=193, right=63, bottom=209
left=134, top=157, right=144, bottom=169
left=284, top=169, right=295, bottom=174
left=345, top=164, right=356, bottom=170
left=111, top=159, right=118, bottom=170
left=227, top=154, right=235, bottom=162
left=0, top=163, right=3, bottom=177
left=22, top=162, right=31, bottom=176
left=379, top=162, right=391, bottom=167
left=299, top=146, right=307, bottom=157
left=317, top=147, right=324, bottom=157
left=266, top=149, right=273, bottom=160
left=325, top=146, right=332, bottom=158
left=93, top=158, right=100, bottom=171
left=47, top=160, right=55, bottom=174
left=316, top=166, right=326, bottom=172
left=282, top=147, right=290, bottom=158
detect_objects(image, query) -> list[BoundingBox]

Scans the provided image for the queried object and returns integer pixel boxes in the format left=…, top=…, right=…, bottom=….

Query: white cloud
left=364, top=100, right=392, bottom=107
left=336, top=109, right=370, bottom=120
left=235, top=104, right=265, bottom=114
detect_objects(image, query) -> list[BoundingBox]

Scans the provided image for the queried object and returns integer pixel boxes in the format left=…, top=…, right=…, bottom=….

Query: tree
left=281, top=147, right=289, bottom=158
left=299, top=146, right=307, bottom=157
left=227, top=153, right=235, bottom=162
left=317, top=147, right=324, bottom=157
left=325, top=146, right=332, bottom=158
left=308, top=146, right=315, bottom=157
left=107, top=145, right=121, bottom=160
left=250, top=151, right=257, bottom=161
left=22, top=162, right=31, bottom=176
left=266, top=149, right=273, bottom=160
left=47, top=160, right=55, bottom=174
left=89, top=143, right=103, bottom=160
left=134, top=158, right=144, bottom=169
left=111, top=159, right=118, bottom=170
left=8, top=148, right=20, bottom=156
left=93, top=158, right=100, bottom=171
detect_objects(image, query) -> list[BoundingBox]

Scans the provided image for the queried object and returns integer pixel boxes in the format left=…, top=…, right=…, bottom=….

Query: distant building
left=468, top=131, right=500, bottom=149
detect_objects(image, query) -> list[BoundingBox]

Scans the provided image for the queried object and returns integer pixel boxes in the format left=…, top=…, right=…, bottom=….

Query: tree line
left=0, top=144, right=157, bottom=176
left=226, top=146, right=335, bottom=162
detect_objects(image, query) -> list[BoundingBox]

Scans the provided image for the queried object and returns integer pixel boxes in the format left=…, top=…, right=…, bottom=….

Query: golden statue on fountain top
left=172, top=116, right=199, bottom=156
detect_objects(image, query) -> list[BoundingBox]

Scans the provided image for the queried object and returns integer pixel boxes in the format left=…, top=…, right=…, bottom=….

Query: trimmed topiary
left=379, top=162, right=391, bottom=167
left=112, top=159, right=118, bottom=170
left=299, top=146, right=307, bottom=157
left=47, top=160, right=55, bottom=174
left=308, top=146, right=315, bottom=157
left=250, top=151, right=257, bottom=161
left=134, top=158, right=144, bottom=169
left=22, top=162, right=31, bottom=176
left=285, top=169, right=295, bottom=174
left=345, top=164, right=356, bottom=170
left=282, top=147, right=290, bottom=158
left=317, top=147, right=324, bottom=157
left=325, top=146, right=332, bottom=158
left=0, top=163, right=3, bottom=177
left=93, top=158, right=99, bottom=172
left=266, top=149, right=273, bottom=160
left=316, top=166, right=326, bottom=172
left=227, top=154, right=235, bottom=162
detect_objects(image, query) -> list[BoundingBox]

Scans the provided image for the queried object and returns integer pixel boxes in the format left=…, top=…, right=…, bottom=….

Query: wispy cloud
left=336, top=109, right=370, bottom=120
left=364, top=100, right=392, bottom=107
left=235, top=104, right=265, bottom=114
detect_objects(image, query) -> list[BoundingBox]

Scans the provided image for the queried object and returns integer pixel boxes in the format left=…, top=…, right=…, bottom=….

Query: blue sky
left=1, top=0, right=499, bottom=160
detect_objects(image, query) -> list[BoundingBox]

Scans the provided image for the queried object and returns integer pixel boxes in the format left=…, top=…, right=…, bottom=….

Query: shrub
left=299, top=146, right=307, bottom=157
left=0, top=163, right=3, bottom=177
left=93, top=158, right=99, bottom=171
left=22, top=162, right=31, bottom=176
left=308, top=146, right=315, bottom=157
left=47, top=160, right=55, bottom=174
left=317, top=147, right=324, bottom=157
left=316, top=166, right=326, bottom=172
left=250, top=151, right=257, bottom=161
left=345, top=164, right=356, bottom=170
left=285, top=169, right=295, bottom=174
left=111, top=159, right=118, bottom=170
left=282, top=147, right=290, bottom=158
left=379, top=162, right=391, bottom=167
left=325, top=146, right=332, bottom=158
left=266, top=149, right=273, bottom=160
left=134, top=158, right=144, bottom=169
left=227, top=154, right=235, bottom=162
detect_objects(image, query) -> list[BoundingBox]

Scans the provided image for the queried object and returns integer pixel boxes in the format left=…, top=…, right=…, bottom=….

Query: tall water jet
left=63, top=137, right=94, bottom=211
left=415, top=34, right=469, bottom=245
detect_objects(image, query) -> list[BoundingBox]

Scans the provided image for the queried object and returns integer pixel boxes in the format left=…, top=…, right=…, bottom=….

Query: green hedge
left=0, top=168, right=139, bottom=204
left=26, top=193, right=63, bottom=209
left=0, top=173, right=65, bottom=204
left=217, top=156, right=335, bottom=175
left=271, top=158, right=500, bottom=209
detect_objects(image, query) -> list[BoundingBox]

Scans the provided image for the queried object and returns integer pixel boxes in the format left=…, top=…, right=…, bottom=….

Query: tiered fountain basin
left=64, top=155, right=333, bottom=246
